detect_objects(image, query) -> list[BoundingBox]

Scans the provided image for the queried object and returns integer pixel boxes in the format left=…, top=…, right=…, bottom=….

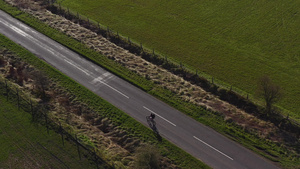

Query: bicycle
left=146, top=115, right=156, bottom=128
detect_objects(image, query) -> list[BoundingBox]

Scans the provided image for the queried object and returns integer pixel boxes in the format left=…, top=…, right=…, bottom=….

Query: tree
left=32, top=71, right=49, bottom=99
left=257, top=75, right=282, bottom=116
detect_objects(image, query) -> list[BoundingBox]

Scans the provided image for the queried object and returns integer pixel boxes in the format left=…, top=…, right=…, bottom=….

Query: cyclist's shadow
left=146, top=116, right=162, bottom=141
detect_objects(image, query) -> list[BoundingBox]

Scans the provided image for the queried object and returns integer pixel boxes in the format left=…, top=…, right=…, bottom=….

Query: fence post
left=5, top=80, right=8, bottom=101
left=31, top=104, right=35, bottom=121
left=16, top=88, right=19, bottom=110
left=45, top=112, right=49, bottom=134
left=75, top=134, right=81, bottom=160
left=94, top=149, right=99, bottom=169
left=107, top=26, right=110, bottom=38
left=30, top=98, right=33, bottom=115
left=29, top=97, right=35, bottom=121
left=60, top=122, right=64, bottom=146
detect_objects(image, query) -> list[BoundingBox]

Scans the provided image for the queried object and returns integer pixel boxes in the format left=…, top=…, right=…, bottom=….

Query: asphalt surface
left=0, top=10, right=281, bottom=169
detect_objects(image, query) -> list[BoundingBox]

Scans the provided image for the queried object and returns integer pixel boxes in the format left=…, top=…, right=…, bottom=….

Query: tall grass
left=58, top=0, right=300, bottom=121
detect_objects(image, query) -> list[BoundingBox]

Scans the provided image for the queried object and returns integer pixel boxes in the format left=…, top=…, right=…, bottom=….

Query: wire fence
left=0, top=78, right=112, bottom=169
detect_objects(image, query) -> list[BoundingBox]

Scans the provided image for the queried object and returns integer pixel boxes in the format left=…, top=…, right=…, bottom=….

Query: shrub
left=134, top=144, right=161, bottom=169
left=0, top=56, right=5, bottom=66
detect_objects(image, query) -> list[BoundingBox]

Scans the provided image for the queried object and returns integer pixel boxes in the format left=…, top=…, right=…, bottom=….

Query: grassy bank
left=0, top=1, right=299, bottom=168
left=58, top=0, right=300, bottom=121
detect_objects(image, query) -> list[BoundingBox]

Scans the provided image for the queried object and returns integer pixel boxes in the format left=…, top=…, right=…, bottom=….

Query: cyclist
left=150, top=113, right=155, bottom=120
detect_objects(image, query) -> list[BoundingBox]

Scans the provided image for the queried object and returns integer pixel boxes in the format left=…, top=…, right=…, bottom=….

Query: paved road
left=0, top=10, right=280, bottom=169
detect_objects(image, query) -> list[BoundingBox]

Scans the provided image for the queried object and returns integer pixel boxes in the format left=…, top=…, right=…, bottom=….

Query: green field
left=0, top=95, right=100, bottom=168
left=59, top=0, right=300, bottom=120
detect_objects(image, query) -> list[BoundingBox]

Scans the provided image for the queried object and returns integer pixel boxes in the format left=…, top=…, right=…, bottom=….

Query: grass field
left=58, top=0, right=300, bottom=121
left=0, top=95, right=100, bottom=168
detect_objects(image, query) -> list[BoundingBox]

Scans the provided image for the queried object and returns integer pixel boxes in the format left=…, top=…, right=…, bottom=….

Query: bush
left=0, top=56, right=5, bottom=66
left=134, top=144, right=161, bottom=169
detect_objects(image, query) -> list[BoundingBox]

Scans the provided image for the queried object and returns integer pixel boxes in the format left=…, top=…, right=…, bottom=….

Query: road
left=0, top=9, right=280, bottom=169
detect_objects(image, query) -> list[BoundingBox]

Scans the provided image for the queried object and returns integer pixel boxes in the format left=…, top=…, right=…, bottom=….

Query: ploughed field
left=59, top=0, right=300, bottom=121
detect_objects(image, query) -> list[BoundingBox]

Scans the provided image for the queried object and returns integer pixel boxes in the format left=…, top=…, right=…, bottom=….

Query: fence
left=0, top=78, right=111, bottom=169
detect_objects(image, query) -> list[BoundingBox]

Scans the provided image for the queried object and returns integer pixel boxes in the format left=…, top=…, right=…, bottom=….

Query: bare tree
left=32, top=70, right=49, bottom=99
left=257, top=75, right=282, bottom=116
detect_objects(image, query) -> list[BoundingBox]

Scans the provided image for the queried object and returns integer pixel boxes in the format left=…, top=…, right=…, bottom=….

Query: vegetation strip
left=1, top=0, right=299, bottom=168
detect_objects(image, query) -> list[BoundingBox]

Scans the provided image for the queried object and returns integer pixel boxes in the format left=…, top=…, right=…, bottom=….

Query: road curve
left=0, top=10, right=280, bottom=169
